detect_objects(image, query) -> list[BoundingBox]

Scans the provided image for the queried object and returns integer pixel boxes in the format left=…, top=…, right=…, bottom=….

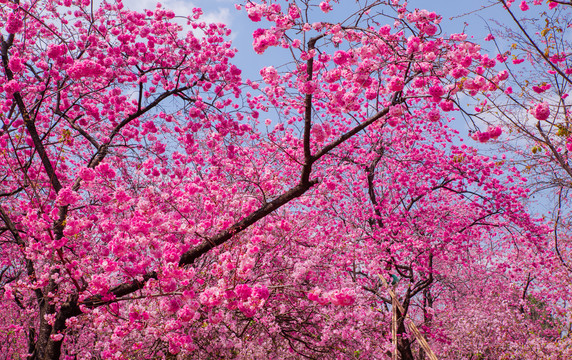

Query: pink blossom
left=50, top=333, right=64, bottom=342
left=413, top=77, right=426, bottom=88
left=3, top=80, right=21, bottom=95
left=531, top=102, right=550, bottom=120
left=478, top=131, right=491, bottom=142
left=496, top=70, right=509, bottom=81
left=428, top=84, right=445, bottom=101
left=237, top=302, right=257, bottom=317
left=328, top=289, right=355, bottom=306
left=520, top=1, right=529, bottom=11
left=253, top=286, right=270, bottom=300
left=422, top=24, right=437, bottom=36
left=389, top=105, right=404, bottom=117
left=450, top=67, right=468, bottom=78
left=387, top=77, right=404, bottom=92
left=387, top=117, right=400, bottom=127
left=252, top=28, right=280, bottom=54
left=307, top=290, right=329, bottom=305
left=261, top=66, right=279, bottom=84
left=312, top=124, right=326, bottom=142
left=68, top=60, right=106, bottom=80
left=496, top=53, right=508, bottom=62
left=5, top=13, right=23, bottom=34
left=481, top=54, right=496, bottom=68
left=8, top=57, right=24, bottom=73
left=245, top=3, right=264, bottom=22
left=79, top=167, right=95, bottom=181
left=319, top=1, right=333, bottom=13
left=288, top=5, right=300, bottom=19
left=532, top=84, right=550, bottom=93
left=177, top=306, right=196, bottom=322
left=199, top=288, right=222, bottom=306
left=56, top=187, right=82, bottom=206
left=307, top=292, right=320, bottom=302
left=165, top=298, right=181, bottom=313
left=153, top=142, right=166, bottom=154
left=440, top=100, right=454, bottom=112
left=471, top=131, right=491, bottom=143
left=333, top=50, right=350, bottom=66
left=407, top=36, right=420, bottom=53
left=489, top=126, right=502, bottom=139
left=300, top=81, right=318, bottom=94
left=235, top=284, right=252, bottom=300
left=96, top=162, right=116, bottom=178
left=52, top=237, right=68, bottom=249
left=427, top=109, right=441, bottom=122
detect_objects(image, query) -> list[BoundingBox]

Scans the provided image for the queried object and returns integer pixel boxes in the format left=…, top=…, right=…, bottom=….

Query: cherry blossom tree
left=432, top=0, right=572, bottom=357
left=0, top=0, right=555, bottom=359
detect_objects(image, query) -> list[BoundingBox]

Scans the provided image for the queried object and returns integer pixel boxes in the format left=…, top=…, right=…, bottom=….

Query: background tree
left=435, top=0, right=572, bottom=357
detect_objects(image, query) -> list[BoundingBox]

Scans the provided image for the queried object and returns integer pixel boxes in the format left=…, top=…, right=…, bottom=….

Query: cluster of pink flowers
left=261, top=66, right=279, bottom=84
left=427, top=109, right=441, bottom=122
left=406, top=9, right=440, bottom=36
left=532, top=84, right=551, bottom=94
left=46, top=44, right=67, bottom=60
left=1, top=1, right=563, bottom=358
left=8, top=56, right=24, bottom=73
left=530, top=102, right=550, bottom=121
left=332, top=50, right=351, bottom=66
left=471, top=126, right=503, bottom=143
left=68, top=60, right=106, bottom=80
left=56, top=187, right=82, bottom=206
left=78, top=167, right=96, bottom=181
left=3, top=79, right=20, bottom=95
left=199, top=284, right=270, bottom=318
left=319, top=1, right=333, bottom=13
left=5, top=12, right=23, bottom=34
left=307, top=288, right=356, bottom=306
left=252, top=28, right=282, bottom=54
left=428, top=84, right=445, bottom=101
left=245, top=2, right=266, bottom=22
left=387, top=76, right=404, bottom=92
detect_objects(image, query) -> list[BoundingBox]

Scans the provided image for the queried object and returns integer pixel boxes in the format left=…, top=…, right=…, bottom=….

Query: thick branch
left=313, top=92, right=399, bottom=163
left=80, top=271, right=158, bottom=309
left=179, top=180, right=317, bottom=266
left=301, top=36, right=324, bottom=183
left=1, top=35, right=63, bottom=193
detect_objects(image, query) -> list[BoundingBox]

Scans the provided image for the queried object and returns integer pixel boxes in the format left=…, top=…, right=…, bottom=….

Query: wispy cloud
left=121, top=0, right=234, bottom=28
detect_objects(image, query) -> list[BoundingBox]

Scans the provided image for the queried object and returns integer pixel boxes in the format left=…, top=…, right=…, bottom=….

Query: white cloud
left=202, top=7, right=232, bottom=26
left=121, top=0, right=234, bottom=27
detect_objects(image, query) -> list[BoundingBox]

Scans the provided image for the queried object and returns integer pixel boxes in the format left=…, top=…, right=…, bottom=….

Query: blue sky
left=118, top=0, right=529, bottom=137
left=120, top=0, right=515, bottom=80
left=117, top=0, right=558, bottom=212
